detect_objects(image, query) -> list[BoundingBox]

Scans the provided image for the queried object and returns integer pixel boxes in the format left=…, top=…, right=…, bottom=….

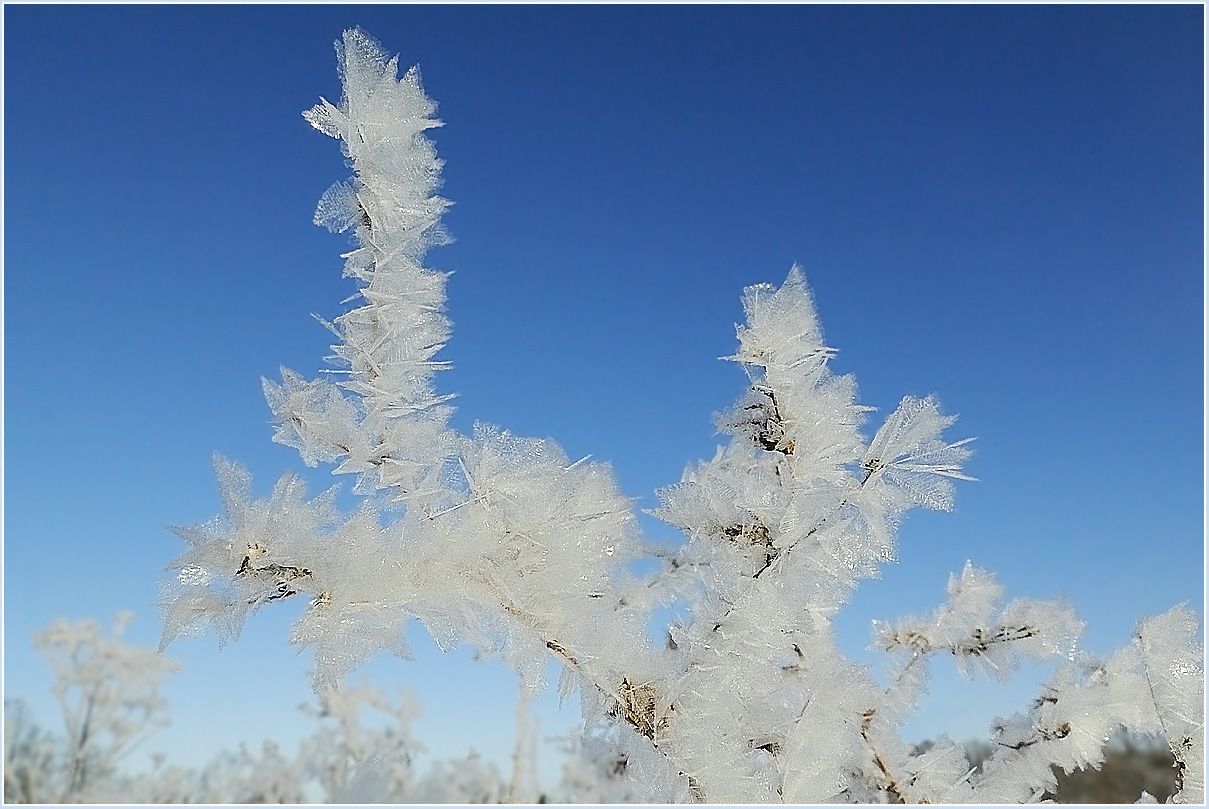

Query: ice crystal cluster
left=160, top=28, right=1204, bottom=803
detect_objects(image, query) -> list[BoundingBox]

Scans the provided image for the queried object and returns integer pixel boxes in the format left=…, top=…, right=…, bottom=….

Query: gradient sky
left=4, top=4, right=1204, bottom=788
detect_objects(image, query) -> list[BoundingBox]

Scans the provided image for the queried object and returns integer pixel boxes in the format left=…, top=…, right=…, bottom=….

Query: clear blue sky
left=4, top=4, right=1203, bottom=784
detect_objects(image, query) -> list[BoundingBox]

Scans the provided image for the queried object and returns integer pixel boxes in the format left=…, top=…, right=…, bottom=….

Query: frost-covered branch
left=159, top=27, right=1205, bottom=804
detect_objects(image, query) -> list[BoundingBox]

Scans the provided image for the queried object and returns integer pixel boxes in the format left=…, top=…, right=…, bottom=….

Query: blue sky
left=4, top=4, right=1203, bottom=786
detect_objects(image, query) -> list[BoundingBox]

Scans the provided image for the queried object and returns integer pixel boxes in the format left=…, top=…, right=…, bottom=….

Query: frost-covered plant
left=187, top=682, right=507, bottom=804
left=4, top=700, right=62, bottom=804
left=159, top=28, right=1205, bottom=804
left=4, top=617, right=512, bottom=804
left=23, top=613, right=180, bottom=803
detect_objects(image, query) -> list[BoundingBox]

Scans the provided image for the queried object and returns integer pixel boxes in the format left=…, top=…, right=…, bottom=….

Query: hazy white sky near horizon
left=4, top=4, right=1203, bottom=785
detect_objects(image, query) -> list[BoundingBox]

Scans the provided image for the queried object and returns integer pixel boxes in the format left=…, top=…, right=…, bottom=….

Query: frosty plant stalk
left=160, top=28, right=1204, bottom=803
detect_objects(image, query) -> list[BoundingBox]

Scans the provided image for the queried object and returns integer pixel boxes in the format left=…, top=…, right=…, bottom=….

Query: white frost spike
left=1136, top=605, right=1204, bottom=803
left=303, top=96, right=347, bottom=139
left=724, top=265, right=835, bottom=375
left=313, top=182, right=361, bottom=233
left=263, top=367, right=366, bottom=467
left=863, top=394, right=974, bottom=510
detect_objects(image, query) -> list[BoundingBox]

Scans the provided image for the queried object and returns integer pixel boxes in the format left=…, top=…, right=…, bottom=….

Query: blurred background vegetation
left=913, top=732, right=1178, bottom=804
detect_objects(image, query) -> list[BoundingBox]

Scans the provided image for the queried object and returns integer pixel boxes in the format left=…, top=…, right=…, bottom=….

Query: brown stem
left=860, top=708, right=906, bottom=804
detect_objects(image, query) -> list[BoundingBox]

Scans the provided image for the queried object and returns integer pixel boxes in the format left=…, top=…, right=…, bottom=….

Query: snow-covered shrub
left=159, top=28, right=1204, bottom=803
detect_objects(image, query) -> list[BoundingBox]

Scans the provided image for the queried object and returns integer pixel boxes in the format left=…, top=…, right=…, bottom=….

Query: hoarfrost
left=159, top=27, right=1205, bottom=804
